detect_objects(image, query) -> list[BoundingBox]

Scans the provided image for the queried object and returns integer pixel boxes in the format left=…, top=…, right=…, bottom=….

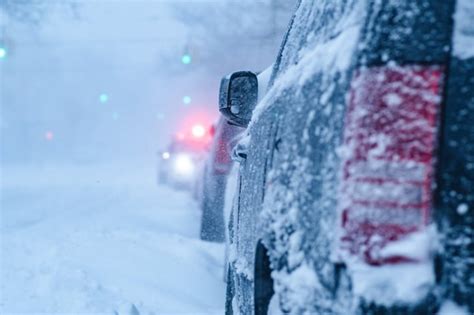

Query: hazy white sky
left=0, top=1, right=287, bottom=166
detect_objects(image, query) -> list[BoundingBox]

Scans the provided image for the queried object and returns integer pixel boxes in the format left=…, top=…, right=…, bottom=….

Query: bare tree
left=0, top=0, right=79, bottom=24
left=171, top=0, right=298, bottom=73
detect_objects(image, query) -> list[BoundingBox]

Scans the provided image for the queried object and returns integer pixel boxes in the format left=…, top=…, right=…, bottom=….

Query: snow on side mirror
left=218, top=71, right=258, bottom=127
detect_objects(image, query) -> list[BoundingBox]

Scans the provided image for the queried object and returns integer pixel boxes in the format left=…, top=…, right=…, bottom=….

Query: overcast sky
left=0, top=1, right=289, bottom=166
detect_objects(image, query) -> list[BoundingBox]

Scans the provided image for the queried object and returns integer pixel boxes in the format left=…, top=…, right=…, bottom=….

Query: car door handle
left=232, top=142, right=248, bottom=163
left=274, top=138, right=282, bottom=151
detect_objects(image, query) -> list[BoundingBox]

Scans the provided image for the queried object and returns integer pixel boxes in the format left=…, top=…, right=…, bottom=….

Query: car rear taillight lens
left=213, top=138, right=232, bottom=174
left=338, top=65, right=444, bottom=265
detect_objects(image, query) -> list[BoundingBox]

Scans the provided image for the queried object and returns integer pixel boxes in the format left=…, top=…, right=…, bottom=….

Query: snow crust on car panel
left=257, top=65, right=273, bottom=103
left=349, top=226, right=438, bottom=306
left=453, top=0, right=474, bottom=59
left=350, top=261, right=435, bottom=306
left=438, top=300, right=471, bottom=315
left=256, top=1, right=365, bottom=313
left=249, top=10, right=361, bottom=127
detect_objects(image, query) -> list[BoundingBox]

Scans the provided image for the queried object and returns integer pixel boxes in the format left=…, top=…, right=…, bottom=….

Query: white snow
left=257, top=64, right=274, bottom=102
left=383, top=93, right=403, bottom=107
left=0, top=164, right=225, bottom=315
left=439, top=300, right=470, bottom=315
left=349, top=262, right=434, bottom=306
left=224, top=164, right=239, bottom=236
left=456, top=203, right=469, bottom=215
left=249, top=14, right=361, bottom=127
left=378, top=226, right=437, bottom=262
left=267, top=294, right=283, bottom=315
left=223, top=163, right=239, bottom=281
left=346, top=226, right=438, bottom=306
left=453, top=0, right=474, bottom=59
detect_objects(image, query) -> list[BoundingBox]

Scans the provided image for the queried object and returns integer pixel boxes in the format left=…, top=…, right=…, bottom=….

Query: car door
left=258, top=0, right=365, bottom=313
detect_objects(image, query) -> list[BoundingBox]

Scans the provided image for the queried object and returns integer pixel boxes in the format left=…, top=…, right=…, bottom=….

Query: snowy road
left=0, top=165, right=225, bottom=315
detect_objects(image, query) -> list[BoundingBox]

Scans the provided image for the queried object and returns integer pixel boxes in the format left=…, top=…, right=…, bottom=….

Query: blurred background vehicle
left=157, top=123, right=212, bottom=190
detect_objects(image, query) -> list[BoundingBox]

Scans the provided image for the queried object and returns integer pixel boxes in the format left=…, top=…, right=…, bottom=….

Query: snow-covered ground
left=0, top=164, right=225, bottom=315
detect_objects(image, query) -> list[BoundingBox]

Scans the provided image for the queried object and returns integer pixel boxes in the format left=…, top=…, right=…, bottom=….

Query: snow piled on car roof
left=453, top=0, right=474, bottom=59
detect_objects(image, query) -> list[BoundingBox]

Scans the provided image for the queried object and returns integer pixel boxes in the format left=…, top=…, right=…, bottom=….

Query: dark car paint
left=200, top=118, right=243, bottom=242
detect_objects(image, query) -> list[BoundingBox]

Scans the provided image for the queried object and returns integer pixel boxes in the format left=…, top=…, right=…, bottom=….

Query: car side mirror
left=219, top=71, right=258, bottom=127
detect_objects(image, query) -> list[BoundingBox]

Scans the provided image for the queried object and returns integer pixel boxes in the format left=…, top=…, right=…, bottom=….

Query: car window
left=272, top=0, right=357, bottom=81
left=268, top=1, right=300, bottom=88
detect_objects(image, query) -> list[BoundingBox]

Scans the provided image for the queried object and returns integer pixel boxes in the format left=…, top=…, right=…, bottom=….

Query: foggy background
left=0, top=3, right=297, bottom=313
left=0, top=0, right=296, bottom=167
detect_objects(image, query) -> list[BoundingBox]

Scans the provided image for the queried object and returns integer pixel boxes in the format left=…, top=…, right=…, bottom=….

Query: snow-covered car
left=198, top=67, right=273, bottom=244
left=220, top=0, right=474, bottom=314
left=198, top=116, right=243, bottom=242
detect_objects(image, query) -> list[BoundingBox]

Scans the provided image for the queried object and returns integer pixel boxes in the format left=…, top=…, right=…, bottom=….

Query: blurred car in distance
left=158, top=123, right=212, bottom=190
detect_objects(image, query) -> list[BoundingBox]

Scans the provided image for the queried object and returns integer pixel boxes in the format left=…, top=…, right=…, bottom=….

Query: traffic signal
left=183, top=96, right=192, bottom=105
left=45, top=131, right=54, bottom=141
left=0, top=47, right=7, bottom=60
left=99, top=93, right=109, bottom=103
left=181, top=53, right=191, bottom=65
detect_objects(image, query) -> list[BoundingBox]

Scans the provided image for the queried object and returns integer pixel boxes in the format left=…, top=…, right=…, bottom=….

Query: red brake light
left=212, top=138, right=232, bottom=174
left=338, top=65, right=444, bottom=265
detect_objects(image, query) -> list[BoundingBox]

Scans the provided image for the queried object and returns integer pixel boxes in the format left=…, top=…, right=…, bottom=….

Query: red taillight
left=213, top=138, right=232, bottom=174
left=338, top=65, right=444, bottom=265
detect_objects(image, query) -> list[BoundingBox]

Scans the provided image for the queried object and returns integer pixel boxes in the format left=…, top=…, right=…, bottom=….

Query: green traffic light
left=183, top=96, right=192, bottom=105
left=181, top=54, right=191, bottom=65
left=0, top=47, right=7, bottom=60
left=99, top=93, right=109, bottom=103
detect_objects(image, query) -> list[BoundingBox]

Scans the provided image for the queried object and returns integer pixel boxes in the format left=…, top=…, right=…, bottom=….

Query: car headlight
left=173, top=154, right=195, bottom=176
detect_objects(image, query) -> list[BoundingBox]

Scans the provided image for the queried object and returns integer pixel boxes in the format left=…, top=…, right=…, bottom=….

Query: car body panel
left=227, top=0, right=472, bottom=313
left=200, top=117, right=243, bottom=242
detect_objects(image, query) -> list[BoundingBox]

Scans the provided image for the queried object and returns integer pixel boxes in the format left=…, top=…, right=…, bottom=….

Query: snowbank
left=1, top=164, right=225, bottom=314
